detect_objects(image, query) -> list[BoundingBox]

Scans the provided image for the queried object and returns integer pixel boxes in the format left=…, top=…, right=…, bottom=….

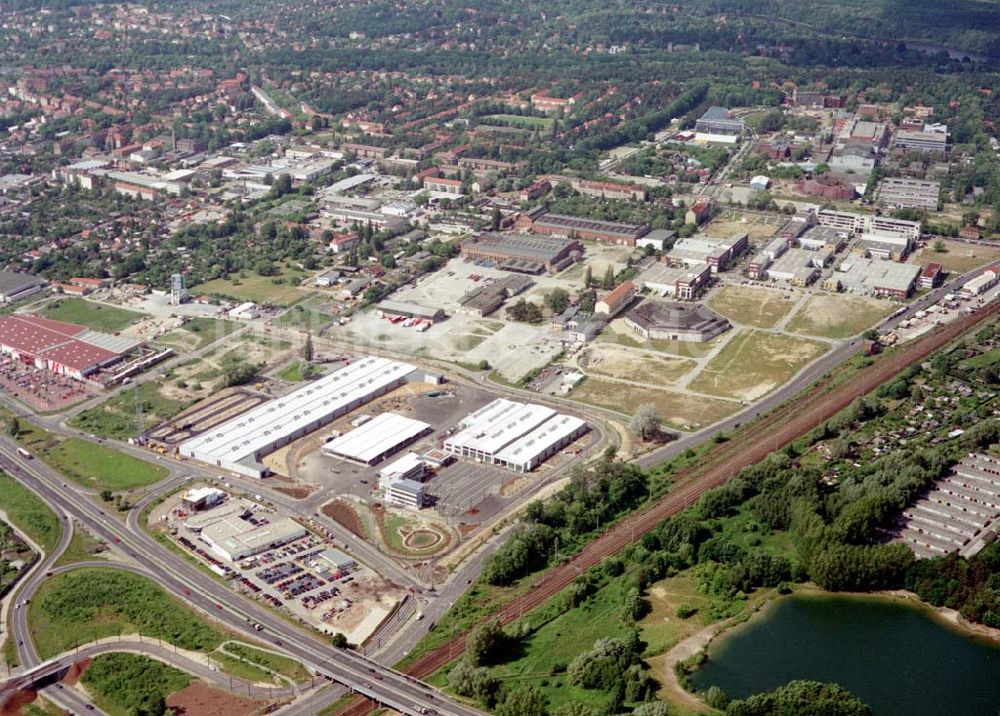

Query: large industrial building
left=667, top=233, right=749, bottom=273
left=515, top=207, right=651, bottom=246
left=180, top=356, right=416, bottom=478
left=322, top=412, right=432, bottom=465
left=0, top=314, right=139, bottom=380
left=0, top=272, right=48, bottom=304
left=622, top=300, right=731, bottom=342
left=875, top=177, right=941, bottom=212
left=183, top=499, right=307, bottom=562
left=444, top=398, right=588, bottom=472
left=823, top=258, right=921, bottom=298
left=460, top=232, right=583, bottom=274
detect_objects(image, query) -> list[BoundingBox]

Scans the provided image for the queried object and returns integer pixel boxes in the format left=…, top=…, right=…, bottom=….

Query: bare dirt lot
left=570, top=378, right=739, bottom=429
left=687, top=329, right=828, bottom=401
left=704, top=211, right=782, bottom=242
left=577, top=344, right=696, bottom=387
left=166, top=681, right=268, bottom=716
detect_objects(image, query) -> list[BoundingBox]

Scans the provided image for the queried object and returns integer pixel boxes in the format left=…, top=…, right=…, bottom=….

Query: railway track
left=334, top=300, right=1000, bottom=716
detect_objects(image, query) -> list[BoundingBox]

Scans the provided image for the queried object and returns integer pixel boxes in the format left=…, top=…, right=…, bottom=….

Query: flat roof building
left=817, top=210, right=921, bottom=241
left=180, top=356, right=416, bottom=478
left=875, top=178, right=940, bottom=212
left=667, top=233, right=748, bottom=273
left=0, top=314, right=134, bottom=380
left=460, top=232, right=582, bottom=274
left=825, top=258, right=920, bottom=298
left=636, top=262, right=711, bottom=300
left=695, top=107, right=745, bottom=136
left=202, top=516, right=307, bottom=562
left=322, top=412, right=431, bottom=465
left=0, top=272, right=47, bottom=304
left=384, top=479, right=426, bottom=509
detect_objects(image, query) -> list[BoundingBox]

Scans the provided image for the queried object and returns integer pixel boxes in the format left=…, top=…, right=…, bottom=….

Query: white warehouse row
left=445, top=398, right=589, bottom=472
left=180, top=356, right=416, bottom=478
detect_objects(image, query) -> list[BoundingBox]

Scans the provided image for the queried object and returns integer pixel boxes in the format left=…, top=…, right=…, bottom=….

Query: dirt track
left=334, top=300, right=1000, bottom=716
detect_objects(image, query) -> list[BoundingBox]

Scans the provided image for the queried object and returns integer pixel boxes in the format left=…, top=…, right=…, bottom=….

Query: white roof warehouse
left=444, top=398, right=589, bottom=472
left=322, top=412, right=432, bottom=465
left=180, top=356, right=416, bottom=478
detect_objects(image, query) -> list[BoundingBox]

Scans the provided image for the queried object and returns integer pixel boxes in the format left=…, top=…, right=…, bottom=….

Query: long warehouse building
left=180, top=356, right=416, bottom=478
left=322, top=412, right=432, bottom=465
left=445, top=398, right=588, bottom=471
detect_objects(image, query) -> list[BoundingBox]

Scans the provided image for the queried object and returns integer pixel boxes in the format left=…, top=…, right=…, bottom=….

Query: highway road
left=0, top=441, right=485, bottom=716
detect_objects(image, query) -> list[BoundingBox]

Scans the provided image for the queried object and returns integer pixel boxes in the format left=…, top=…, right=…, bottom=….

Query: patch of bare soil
left=166, top=682, right=268, bottom=716
left=322, top=499, right=365, bottom=536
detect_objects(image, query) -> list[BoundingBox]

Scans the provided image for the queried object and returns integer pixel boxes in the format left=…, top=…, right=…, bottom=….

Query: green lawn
left=221, top=642, right=313, bottom=684
left=196, top=267, right=312, bottom=307
left=708, top=286, right=795, bottom=329
left=30, top=568, right=227, bottom=658
left=53, top=527, right=107, bottom=567
left=785, top=294, right=893, bottom=339
left=68, top=382, right=190, bottom=440
left=40, top=298, right=144, bottom=332
left=482, top=114, right=555, bottom=129
left=159, top=317, right=243, bottom=350
left=276, top=360, right=316, bottom=383
left=276, top=305, right=336, bottom=331
left=687, top=330, right=828, bottom=402
left=0, top=470, right=61, bottom=552
left=16, top=422, right=168, bottom=491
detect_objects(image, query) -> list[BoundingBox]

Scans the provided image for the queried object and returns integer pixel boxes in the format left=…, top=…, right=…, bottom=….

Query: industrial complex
left=180, top=356, right=417, bottom=478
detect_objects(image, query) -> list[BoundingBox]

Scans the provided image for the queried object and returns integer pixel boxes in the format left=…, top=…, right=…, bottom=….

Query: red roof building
left=0, top=315, right=125, bottom=379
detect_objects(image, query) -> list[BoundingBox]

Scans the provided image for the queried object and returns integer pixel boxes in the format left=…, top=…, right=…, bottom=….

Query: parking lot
left=0, top=357, right=94, bottom=411
left=154, top=491, right=405, bottom=645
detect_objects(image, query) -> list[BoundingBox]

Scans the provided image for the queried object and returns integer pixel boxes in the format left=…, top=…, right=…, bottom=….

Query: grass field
left=708, top=286, right=795, bottom=329
left=687, top=330, right=827, bottom=401
left=40, top=298, right=144, bottom=333
left=482, top=114, right=555, bottom=129
left=490, top=573, right=637, bottom=713
left=913, top=239, right=1000, bottom=274
left=30, top=568, right=226, bottom=658
left=220, top=642, right=313, bottom=684
left=159, top=317, right=243, bottom=351
left=54, top=528, right=106, bottom=567
left=276, top=305, right=336, bottom=331
left=82, top=652, right=191, bottom=716
left=0, top=470, right=60, bottom=552
left=197, top=266, right=312, bottom=307
left=571, top=378, right=739, bottom=429
left=785, top=294, right=893, bottom=339
left=69, top=382, right=191, bottom=440
left=17, top=422, right=168, bottom=491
